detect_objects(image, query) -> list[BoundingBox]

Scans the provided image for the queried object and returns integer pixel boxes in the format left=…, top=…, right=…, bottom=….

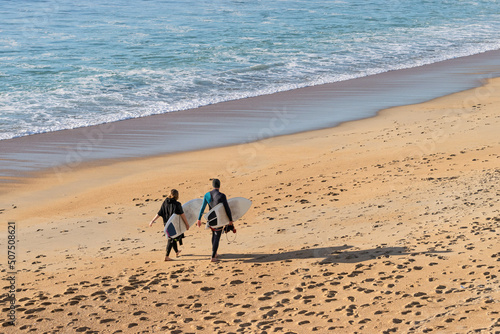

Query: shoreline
left=2, top=49, right=500, bottom=183
left=0, top=72, right=499, bottom=332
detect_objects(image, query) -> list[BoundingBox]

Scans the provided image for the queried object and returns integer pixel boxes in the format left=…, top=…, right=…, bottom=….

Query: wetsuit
left=158, top=198, right=184, bottom=257
left=197, top=189, right=233, bottom=258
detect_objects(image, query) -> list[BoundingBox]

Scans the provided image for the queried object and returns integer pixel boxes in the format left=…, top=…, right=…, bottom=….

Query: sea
left=1, top=0, right=500, bottom=141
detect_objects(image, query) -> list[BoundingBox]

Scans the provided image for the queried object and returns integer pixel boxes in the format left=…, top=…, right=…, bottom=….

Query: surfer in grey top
left=196, top=179, right=233, bottom=262
left=149, top=189, right=189, bottom=261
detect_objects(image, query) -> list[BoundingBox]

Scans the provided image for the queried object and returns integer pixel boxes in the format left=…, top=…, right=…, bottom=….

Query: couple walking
left=149, top=178, right=233, bottom=262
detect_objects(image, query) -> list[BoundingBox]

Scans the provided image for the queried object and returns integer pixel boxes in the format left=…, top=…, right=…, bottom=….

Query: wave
left=1, top=45, right=500, bottom=141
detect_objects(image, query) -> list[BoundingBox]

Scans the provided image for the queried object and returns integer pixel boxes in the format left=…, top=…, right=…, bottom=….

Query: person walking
left=196, top=179, right=233, bottom=262
left=149, top=189, right=190, bottom=261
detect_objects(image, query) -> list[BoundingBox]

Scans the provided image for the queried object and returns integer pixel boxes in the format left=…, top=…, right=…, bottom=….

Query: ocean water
left=1, top=0, right=500, bottom=140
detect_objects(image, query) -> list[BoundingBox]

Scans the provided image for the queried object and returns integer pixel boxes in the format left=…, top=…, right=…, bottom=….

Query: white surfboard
left=164, top=198, right=203, bottom=238
left=204, top=197, right=252, bottom=228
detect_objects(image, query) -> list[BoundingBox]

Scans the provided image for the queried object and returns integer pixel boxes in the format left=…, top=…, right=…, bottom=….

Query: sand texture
left=1, top=78, right=499, bottom=333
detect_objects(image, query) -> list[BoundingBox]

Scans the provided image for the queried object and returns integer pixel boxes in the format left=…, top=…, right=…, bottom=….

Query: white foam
left=2, top=0, right=500, bottom=142
left=2, top=43, right=500, bottom=142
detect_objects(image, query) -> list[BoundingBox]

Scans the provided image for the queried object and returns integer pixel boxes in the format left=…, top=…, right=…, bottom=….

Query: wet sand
left=1, top=49, right=500, bottom=182
left=0, top=72, right=499, bottom=333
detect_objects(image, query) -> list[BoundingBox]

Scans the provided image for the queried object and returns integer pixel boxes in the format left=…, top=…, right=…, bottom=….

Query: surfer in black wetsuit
left=196, top=179, right=233, bottom=262
left=149, top=189, right=190, bottom=261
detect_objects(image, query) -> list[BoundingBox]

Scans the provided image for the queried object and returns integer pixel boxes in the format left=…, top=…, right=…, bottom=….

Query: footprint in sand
left=99, top=318, right=116, bottom=324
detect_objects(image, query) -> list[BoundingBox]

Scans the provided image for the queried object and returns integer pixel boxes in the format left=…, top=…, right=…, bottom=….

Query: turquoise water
left=1, top=0, right=500, bottom=140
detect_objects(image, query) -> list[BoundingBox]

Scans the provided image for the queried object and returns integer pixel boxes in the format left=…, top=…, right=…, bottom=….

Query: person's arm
left=196, top=192, right=211, bottom=227
left=151, top=202, right=165, bottom=227
left=149, top=214, right=160, bottom=227
left=221, top=194, right=233, bottom=223
left=180, top=213, right=189, bottom=230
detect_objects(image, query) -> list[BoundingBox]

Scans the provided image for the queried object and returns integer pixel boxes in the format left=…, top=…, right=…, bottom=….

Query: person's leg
left=211, top=229, right=222, bottom=261
left=176, top=235, right=183, bottom=257
left=172, top=239, right=178, bottom=254
left=165, top=239, right=176, bottom=261
left=171, top=238, right=182, bottom=257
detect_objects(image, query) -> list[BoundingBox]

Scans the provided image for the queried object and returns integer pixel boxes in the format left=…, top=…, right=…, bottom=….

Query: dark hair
left=167, top=189, right=179, bottom=200
left=212, top=178, right=221, bottom=188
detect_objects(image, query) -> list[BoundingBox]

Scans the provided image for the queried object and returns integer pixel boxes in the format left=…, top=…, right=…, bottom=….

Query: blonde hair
left=167, top=189, right=179, bottom=201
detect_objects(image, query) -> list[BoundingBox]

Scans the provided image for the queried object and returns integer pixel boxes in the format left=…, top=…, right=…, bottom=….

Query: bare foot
left=176, top=250, right=182, bottom=258
left=164, top=256, right=173, bottom=261
left=211, top=258, right=219, bottom=262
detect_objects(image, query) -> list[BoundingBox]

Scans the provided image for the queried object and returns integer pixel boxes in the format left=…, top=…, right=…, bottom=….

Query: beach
left=1, top=71, right=499, bottom=333
left=2, top=49, right=500, bottom=182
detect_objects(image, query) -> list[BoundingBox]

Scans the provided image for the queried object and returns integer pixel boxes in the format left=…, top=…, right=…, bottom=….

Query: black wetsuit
left=198, top=189, right=233, bottom=258
left=158, top=198, right=184, bottom=257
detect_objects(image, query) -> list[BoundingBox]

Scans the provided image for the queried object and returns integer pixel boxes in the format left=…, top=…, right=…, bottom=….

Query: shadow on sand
left=210, top=245, right=451, bottom=264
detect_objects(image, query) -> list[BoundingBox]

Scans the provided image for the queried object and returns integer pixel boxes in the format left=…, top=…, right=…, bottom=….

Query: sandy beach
left=1, top=75, right=499, bottom=333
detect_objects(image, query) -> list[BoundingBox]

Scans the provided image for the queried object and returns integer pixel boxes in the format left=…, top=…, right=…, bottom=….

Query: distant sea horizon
left=1, top=0, right=500, bottom=141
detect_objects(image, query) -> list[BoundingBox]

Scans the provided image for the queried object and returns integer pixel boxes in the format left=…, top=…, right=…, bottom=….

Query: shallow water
left=1, top=0, right=500, bottom=140
left=1, top=49, right=500, bottom=181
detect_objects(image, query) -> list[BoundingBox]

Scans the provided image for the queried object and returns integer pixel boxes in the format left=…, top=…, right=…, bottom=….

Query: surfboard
left=164, top=198, right=203, bottom=239
left=204, top=197, right=252, bottom=228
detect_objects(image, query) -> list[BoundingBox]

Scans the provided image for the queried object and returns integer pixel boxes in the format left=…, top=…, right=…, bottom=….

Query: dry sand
left=1, top=78, right=499, bottom=333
